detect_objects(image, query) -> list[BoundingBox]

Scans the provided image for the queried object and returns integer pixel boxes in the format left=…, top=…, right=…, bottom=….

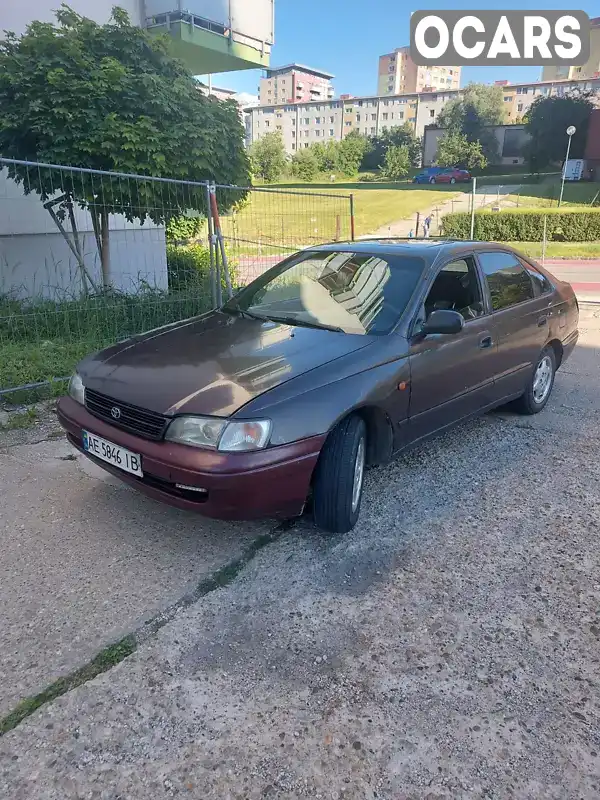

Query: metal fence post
left=470, top=176, right=477, bottom=239
left=542, top=214, right=548, bottom=265
left=349, top=194, right=355, bottom=241
left=205, top=181, right=217, bottom=307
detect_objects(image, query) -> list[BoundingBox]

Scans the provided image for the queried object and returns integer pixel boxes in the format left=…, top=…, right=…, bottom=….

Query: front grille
left=84, top=388, right=167, bottom=441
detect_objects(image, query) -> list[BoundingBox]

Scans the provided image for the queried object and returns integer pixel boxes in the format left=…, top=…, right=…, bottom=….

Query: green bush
left=441, top=208, right=600, bottom=242
left=166, top=243, right=239, bottom=294
left=166, top=215, right=205, bottom=243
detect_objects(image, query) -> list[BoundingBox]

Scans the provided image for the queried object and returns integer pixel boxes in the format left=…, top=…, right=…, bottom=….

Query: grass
left=503, top=178, right=600, bottom=208
left=0, top=636, right=136, bottom=736
left=506, top=241, right=600, bottom=259
left=222, top=183, right=459, bottom=252
left=0, top=407, right=38, bottom=430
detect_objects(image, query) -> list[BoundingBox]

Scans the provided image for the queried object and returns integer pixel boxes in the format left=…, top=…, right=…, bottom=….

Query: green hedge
left=166, top=243, right=239, bottom=293
left=442, top=208, right=600, bottom=242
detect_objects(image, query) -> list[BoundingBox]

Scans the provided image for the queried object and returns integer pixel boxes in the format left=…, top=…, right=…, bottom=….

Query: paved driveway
left=1, top=307, right=599, bottom=799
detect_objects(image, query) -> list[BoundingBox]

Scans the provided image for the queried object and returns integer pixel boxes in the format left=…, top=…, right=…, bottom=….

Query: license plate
left=82, top=431, right=143, bottom=477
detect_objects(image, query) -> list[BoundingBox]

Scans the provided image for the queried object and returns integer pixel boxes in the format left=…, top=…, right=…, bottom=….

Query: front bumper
left=57, top=397, right=325, bottom=521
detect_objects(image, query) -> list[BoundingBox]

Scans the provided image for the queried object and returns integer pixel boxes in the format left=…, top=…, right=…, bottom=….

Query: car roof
left=309, top=238, right=515, bottom=261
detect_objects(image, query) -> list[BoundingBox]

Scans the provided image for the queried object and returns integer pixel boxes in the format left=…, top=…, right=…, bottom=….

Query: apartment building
left=245, top=76, right=600, bottom=156
left=377, top=47, right=461, bottom=95
left=542, top=17, right=600, bottom=82
left=259, top=64, right=335, bottom=105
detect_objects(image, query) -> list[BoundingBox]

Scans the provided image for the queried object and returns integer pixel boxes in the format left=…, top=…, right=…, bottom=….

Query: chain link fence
left=0, top=158, right=353, bottom=401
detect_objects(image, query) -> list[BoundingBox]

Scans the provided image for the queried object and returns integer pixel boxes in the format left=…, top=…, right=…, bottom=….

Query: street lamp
left=558, top=125, right=577, bottom=207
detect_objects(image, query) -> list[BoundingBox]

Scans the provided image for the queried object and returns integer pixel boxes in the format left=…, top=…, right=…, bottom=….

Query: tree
left=337, top=130, right=370, bottom=176
left=311, top=140, right=339, bottom=173
left=362, top=123, right=421, bottom=171
left=248, top=132, right=287, bottom=184
left=382, top=145, right=411, bottom=180
left=436, top=133, right=487, bottom=170
left=0, top=5, right=250, bottom=291
left=438, top=83, right=505, bottom=162
left=290, top=147, right=319, bottom=181
left=525, top=90, right=595, bottom=171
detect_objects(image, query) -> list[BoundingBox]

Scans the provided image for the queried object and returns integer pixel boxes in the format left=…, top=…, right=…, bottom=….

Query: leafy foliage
left=442, top=208, right=600, bottom=242
left=337, top=131, right=370, bottom=176
left=248, top=132, right=287, bottom=183
left=437, top=83, right=505, bottom=161
left=361, top=123, right=421, bottom=171
left=165, top=215, right=205, bottom=243
left=290, top=147, right=320, bottom=181
left=525, top=90, right=596, bottom=171
left=382, top=145, right=411, bottom=180
left=436, top=133, right=487, bottom=170
left=0, top=5, right=249, bottom=288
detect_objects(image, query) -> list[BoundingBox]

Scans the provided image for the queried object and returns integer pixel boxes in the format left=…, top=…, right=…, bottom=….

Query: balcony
left=144, top=0, right=273, bottom=74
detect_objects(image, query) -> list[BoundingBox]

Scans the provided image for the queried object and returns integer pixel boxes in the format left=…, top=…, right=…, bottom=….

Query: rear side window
left=478, top=251, right=534, bottom=311
left=521, top=260, right=553, bottom=296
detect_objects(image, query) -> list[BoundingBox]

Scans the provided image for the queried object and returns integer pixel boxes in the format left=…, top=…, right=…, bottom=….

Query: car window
left=422, top=256, right=484, bottom=323
left=521, top=260, right=553, bottom=296
left=227, top=250, right=426, bottom=336
left=478, top=251, right=535, bottom=311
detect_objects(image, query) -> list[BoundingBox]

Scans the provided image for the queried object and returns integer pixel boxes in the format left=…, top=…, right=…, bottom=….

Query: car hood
left=79, top=310, right=372, bottom=417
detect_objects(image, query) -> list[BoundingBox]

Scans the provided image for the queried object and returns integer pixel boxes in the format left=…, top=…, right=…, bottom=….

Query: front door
left=407, top=255, right=498, bottom=444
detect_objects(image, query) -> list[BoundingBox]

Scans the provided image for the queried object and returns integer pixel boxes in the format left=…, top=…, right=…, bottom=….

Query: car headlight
left=68, top=373, right=85, bottom=405
left=165, top=416, right=271, bottom=452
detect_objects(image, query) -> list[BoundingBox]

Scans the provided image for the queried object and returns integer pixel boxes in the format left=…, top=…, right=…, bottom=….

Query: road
left=545, top=259, right=600, bottom=302
left=1, top=309, right=600, bottom=798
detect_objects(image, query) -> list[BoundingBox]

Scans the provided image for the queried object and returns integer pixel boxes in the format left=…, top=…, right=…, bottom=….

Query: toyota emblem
left=110, top=406, right=121, bottom=420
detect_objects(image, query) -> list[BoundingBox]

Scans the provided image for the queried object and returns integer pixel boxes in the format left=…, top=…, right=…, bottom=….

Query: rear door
left=475, top=250, right=551, bottom=401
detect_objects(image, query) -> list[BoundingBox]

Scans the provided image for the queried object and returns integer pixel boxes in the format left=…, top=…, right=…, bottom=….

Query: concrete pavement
left=0, top=435, right=269, bottom=716
left=545, top=259, right=600, bottom=303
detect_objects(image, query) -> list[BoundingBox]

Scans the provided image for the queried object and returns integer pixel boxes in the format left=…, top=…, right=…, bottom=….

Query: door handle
left=538, top=315, right=548, bottom=327
left=479, top=335, right=493, bottom=349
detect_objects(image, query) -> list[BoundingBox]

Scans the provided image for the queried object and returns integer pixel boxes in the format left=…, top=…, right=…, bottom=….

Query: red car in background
left=429, top=168, right=472, bottom=184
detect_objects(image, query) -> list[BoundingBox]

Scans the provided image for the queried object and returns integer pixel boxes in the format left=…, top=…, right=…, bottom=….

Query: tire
left=429, top=177, right=436, bottom=184
left=312, top=415, right=367, bottom=534
left=450, top=177, right=456, bottom=184
left=512, top=346, right=556, bottom=414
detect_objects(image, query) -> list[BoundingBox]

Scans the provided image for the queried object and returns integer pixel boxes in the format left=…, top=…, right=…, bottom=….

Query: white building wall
left=0, top=172, right=167, bottom=300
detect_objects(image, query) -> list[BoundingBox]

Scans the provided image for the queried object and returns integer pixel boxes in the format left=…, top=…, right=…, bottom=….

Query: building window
left=429, top=109, right=435, bottom=118
left=304, top=130, right=309, bottom=137
left=399, top=112, right=404, bottom=119
left=504, top=96, right=511, bottom=102
left=291, top=131, right=296, bottom=137
left=276, top=124, right=282, bottom=130
left=517, top=103, right=523, bottom=112
left=304, top=143, right=309, bottom=148
left=370, top=114, right=375, bottom=121
left=356, top=113, right=361, bottom=122
left=315, top=130, right=321, bottom=137
left=345, top=121, right=352, bottom=126
left=358, top=101, right=363, bottom=107
left=382, top=112, right=388, bottom=120
left=329, top=129, right=334, bottom=136
left=315, top=117, right=321, bottom=124
left=390, top=112, right=394, bottom=119
left=265, top=120, right=270, bottom=127
left=383, top=100, right=389, bottom=106
left=516, top=87, right=522, bottom=94
left=292, top=143, right=296, bottom=150
left=304, top=118, right=310, bottom=125
left=329, top=116, right=335, bottom=123
left=371, top=127, right=376, bottom=134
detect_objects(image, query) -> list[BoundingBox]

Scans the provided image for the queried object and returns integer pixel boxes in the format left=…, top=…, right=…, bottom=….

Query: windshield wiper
left=222, top=306, right=268, bottom=322
left=263, top=315, right=344, bottom=333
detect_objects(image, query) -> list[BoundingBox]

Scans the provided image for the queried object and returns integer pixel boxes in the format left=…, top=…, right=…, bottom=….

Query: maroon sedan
left=430, top=168, right=472, bottom=184
left=58, top=240, right=578, bottom=533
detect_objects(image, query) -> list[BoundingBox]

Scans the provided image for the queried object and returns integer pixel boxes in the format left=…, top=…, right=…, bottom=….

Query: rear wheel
left=450, top=177, right=456, bottom=184
left=513, top=346, right=556, bottom=414
left=429, top=177, right=436, bottom=184
left=312, top=415, right=366, bottom=534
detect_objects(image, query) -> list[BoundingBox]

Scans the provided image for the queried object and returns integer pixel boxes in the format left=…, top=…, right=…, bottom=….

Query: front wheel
left=429, top=177, right=436, bottom=184
left=513, top=346, right=556, bottom=414
left=312, top=415, right=366, bottom=534
left=450, top=177, right=456, bottom=184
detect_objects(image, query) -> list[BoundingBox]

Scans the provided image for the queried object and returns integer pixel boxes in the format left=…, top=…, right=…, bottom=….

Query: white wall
left=0, top=171, right=167, bottom=300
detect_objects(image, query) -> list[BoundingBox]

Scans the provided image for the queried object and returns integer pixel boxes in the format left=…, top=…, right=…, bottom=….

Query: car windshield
left=224, top=249, right=425, bottom=335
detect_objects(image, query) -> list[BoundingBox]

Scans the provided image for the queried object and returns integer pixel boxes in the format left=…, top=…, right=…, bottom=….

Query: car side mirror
left=421, top=309, right=464, bottom=336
